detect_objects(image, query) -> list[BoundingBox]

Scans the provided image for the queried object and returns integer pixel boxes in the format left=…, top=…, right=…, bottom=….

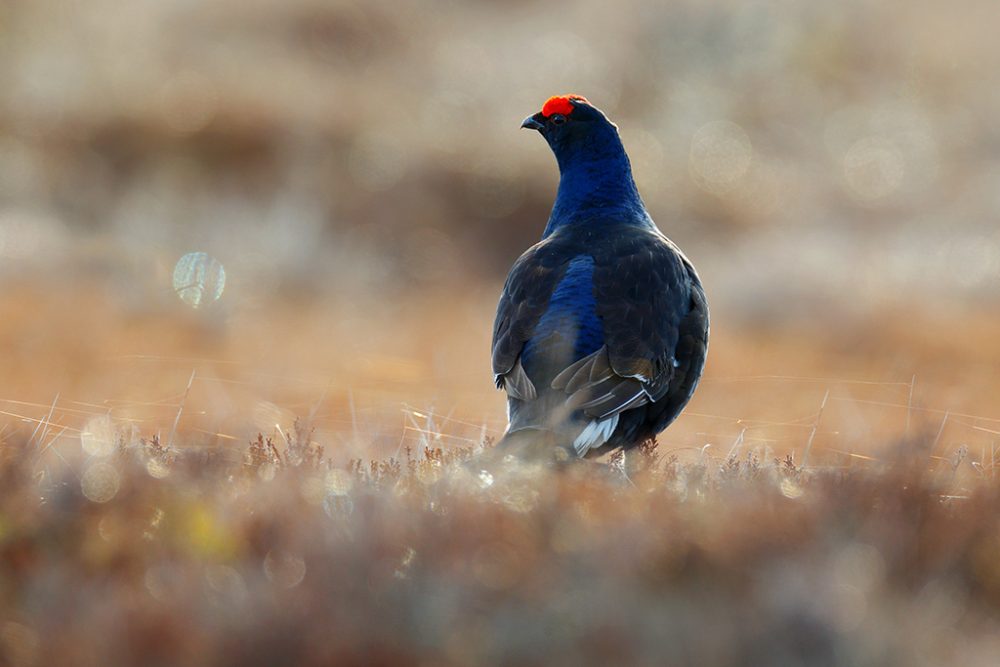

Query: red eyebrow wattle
left=542, top=95, right=588, bottom=118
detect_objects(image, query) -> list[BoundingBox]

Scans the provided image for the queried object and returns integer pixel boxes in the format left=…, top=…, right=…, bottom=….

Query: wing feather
left=551, top=354, right=593, bottom=390
left=504, top=357, right=537, bottom=400
left=493, top=224, right=709, bottom=448
left=492, top=241, right=570, bottom=387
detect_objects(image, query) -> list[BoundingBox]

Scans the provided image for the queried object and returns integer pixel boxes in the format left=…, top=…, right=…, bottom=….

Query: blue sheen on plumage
left=542, top=114, right=654, bottom=238
left=522, top=110, right=653, bottom=380
left=521, top=256, right=604, bottom=368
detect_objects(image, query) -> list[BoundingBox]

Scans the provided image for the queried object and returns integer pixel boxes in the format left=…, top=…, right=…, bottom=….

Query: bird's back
left=493, top=94, right=709, bottom=459
left=492, top=222, right=708, bottom=457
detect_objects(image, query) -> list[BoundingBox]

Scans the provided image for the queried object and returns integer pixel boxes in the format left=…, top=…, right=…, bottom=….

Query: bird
left=491, top=94, right=709, bottom=460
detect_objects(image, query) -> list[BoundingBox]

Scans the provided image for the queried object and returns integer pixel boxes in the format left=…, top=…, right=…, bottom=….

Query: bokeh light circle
left=145, top=457, right=171, bottom=479
left=263, top=550, right=307, bottom=589
left=80, top=415, right=116, bottom=457
left=81, top=462, right=121, bottom=503
left=842, top=136, right=905, bottom=203
left=172, top=252, right=225, bottom=309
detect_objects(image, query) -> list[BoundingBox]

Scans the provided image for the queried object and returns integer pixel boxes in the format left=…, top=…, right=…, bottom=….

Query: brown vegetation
left=3, top=415, right=1000, bottom=665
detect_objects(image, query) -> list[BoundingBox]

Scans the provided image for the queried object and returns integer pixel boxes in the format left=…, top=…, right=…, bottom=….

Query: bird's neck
left=544, top=132, right=650, bottom=238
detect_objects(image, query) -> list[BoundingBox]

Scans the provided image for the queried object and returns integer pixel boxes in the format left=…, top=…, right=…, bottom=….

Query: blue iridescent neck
left=543, top=124, right=651, bottom=238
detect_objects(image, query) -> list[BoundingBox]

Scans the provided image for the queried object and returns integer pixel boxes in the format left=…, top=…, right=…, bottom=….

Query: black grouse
left=492, top=94, right=709, bottom=459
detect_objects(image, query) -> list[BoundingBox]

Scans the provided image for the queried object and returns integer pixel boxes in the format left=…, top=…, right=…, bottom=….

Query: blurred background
left=2, top=0, right=1000, bottom=464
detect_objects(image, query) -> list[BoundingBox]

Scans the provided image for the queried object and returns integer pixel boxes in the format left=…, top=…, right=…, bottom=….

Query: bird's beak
left=521, top=114, right=545, bottom=131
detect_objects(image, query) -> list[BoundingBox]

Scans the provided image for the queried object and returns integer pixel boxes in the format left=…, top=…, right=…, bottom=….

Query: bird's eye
left=549, top=114, right=567, bottom=126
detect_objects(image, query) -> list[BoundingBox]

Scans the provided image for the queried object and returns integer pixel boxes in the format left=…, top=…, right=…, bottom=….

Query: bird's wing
left=491, top=240, right=569, bottom=399
left=551, top=230, right=707, bottom=421
left=494, top=229, right=708, bottom=427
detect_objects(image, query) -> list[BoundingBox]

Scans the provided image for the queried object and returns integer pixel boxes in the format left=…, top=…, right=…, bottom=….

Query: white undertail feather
left=572, top=414, right=619, bottom=457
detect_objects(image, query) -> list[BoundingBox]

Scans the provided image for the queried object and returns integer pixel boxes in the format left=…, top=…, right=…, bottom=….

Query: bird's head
left=521, top=94, right=622, bottom=166
left=522, top=95, right=645, bottom=230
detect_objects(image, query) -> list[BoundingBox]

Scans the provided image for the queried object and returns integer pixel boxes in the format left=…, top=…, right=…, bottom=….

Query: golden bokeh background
left=6, top=3, right=1000, bottom=666
left=2, top=0, right=1000, bottom=464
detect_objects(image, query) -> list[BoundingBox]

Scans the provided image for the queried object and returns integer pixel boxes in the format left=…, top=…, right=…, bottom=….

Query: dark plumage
left=492, top=95, right=709, bottom=459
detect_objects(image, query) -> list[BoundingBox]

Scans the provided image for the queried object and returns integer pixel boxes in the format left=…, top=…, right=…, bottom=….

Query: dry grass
left=0, top=285, right=999, bottom=666
left=3, top=422, right=1000, bottom=666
